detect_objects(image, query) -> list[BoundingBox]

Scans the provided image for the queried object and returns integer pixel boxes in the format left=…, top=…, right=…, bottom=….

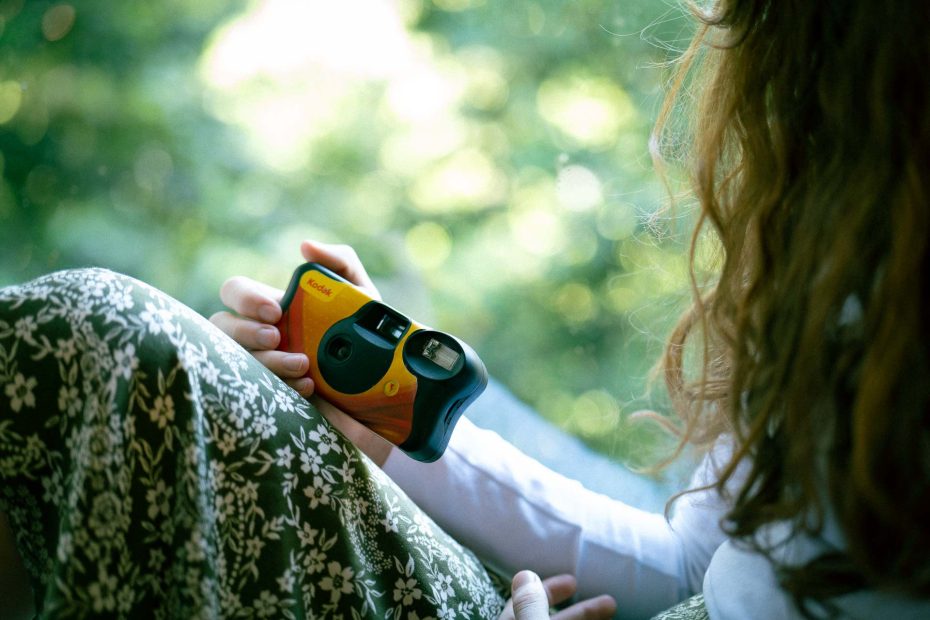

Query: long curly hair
left=655, top=0, right=930, bottom=606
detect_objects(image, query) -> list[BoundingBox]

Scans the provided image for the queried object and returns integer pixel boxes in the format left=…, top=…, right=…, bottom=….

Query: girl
left=3, top=0, right=928, bottom=617
left=215, top=0, right=930, bottom=617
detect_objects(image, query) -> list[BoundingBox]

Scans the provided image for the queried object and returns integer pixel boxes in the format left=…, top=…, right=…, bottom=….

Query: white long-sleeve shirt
left=383, top=418, right=930, bottom=620
left=384, top=418, right=728, bottom=618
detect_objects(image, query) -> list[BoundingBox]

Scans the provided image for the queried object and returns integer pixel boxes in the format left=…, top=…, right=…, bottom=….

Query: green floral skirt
left=0, top=269, right=506, bottom=619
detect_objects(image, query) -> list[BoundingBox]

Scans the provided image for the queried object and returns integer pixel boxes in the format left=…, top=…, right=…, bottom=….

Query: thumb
left=510, top=571, right=550, bottom=620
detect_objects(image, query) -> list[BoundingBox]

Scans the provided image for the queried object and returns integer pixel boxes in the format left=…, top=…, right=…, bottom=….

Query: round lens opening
left=327, top=336, right=353, bottom=362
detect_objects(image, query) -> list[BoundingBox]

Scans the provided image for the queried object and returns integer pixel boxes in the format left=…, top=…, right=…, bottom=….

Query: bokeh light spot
left=58, top=122, right=97, bottom=167
left=509, top=207, right=564, bottom=257
left=537, top=73, right=635, bottom=149
left=409, top=149, right=507, bottom=212
left=202, top=0, right=413, bottom=87
left=199, top=0, right=417, bottom=171
left=344, top=174, right=400, bottom=234
left=458, top=47, right=509, bottom=112
left=557, top=164, right=603, bottom=212
left=386, top=59, right=463, bottom=123
left=380, top=120, right=467, bottom=177
left=406, top=222, right=452, bottom=270
left=42, top=4, right=76, bottom=42
left=553, top=282, right=598, bottom=323
left=0, top=81, right=23, bottom=124
left=25, top=165, right=59, bottom=205
left=526, top=2, right=545, bottom=35
left=561, top=227, right=599, bottom=266
left=596, top=202, right=637, bottom=240
left=233, top=178, right=282, bottom=219
left=134, top=146, right=174, bottom=193
left=605, top=276, right=638, bottom=313
left=570, top=390, right=621, bottom=437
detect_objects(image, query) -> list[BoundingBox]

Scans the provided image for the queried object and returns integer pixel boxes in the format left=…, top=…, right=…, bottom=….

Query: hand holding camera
left=276, top=262, right=487, bottom=462
left=211, top=241, right=487, bottom=463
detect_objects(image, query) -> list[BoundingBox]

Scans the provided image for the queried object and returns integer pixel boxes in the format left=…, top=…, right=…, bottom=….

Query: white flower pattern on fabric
left=5, top=373, right=37, bottom=412
left=14, top=315, right=38, bottom=341
left=139, top=301, right=177, bottom=337
left=319, top=561, right=355, bottom=603
left=148, top=394, right=176, bottom=429
left=304, top=475, right=333, bottom=509
left=395, top=576, right=424, bottom=605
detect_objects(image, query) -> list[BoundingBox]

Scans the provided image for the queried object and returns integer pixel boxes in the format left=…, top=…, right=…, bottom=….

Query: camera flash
left=421, top=338, right=460, bottom=371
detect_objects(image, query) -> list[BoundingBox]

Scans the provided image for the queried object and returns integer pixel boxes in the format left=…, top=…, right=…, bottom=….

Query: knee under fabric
left=0, top=268, right=506, bottom=617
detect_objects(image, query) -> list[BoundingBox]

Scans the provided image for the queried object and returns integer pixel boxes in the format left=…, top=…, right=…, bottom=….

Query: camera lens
left=326, top=336, right=353, bottom=362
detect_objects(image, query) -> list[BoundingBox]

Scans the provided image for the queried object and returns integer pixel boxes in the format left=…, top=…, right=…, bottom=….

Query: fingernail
left=259, top=304, right=279, bottom=323
left=512, top=571, right=539, bottom=590
left=285, top=354, right=307, bottom=372
left=258, top=326, right=279, bottom=348
left=295, top=378, right=314, bottom=395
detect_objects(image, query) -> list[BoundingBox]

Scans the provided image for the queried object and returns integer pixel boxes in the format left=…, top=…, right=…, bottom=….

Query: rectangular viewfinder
left=375, top=314, right=407, bottom=342
left=357, top=303, right=410, bottom=345
left=421, top=338, right=460, bottom=371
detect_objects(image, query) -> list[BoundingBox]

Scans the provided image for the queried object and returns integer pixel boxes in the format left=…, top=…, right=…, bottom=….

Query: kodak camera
left=276, top=263, right=488, bottom=462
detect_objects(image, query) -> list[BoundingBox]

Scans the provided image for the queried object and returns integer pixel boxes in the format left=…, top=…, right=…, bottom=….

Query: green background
left=0, top=0, right=704, bottom=468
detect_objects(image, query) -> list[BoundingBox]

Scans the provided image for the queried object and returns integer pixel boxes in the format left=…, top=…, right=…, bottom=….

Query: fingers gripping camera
left=276, top=263, right=488, bottom=462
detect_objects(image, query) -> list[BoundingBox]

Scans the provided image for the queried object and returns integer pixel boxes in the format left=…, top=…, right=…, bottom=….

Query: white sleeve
left=383, top=418, right=734, bottom=620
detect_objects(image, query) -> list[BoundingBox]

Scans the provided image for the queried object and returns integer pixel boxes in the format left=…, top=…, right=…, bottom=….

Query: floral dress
left=0, top=269, right=505, bottom=619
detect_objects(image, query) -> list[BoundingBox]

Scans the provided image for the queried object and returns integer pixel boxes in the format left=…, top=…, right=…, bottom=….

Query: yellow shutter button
left=383, top=380, right=399, bottom=397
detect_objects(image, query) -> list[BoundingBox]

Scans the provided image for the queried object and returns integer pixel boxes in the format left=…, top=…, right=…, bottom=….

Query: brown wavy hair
left=654, top=0, right=930, bottom=608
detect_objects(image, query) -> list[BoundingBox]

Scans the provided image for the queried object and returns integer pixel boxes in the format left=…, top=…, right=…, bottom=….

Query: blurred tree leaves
left=0, top=0, right=703, bottom=467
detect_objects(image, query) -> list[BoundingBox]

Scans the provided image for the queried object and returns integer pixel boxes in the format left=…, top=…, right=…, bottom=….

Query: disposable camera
left=276, top=262, right=488, bottom=462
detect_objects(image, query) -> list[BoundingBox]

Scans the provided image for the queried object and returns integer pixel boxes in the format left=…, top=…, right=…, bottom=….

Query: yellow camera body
left=276, top=263, right=487, bottom=462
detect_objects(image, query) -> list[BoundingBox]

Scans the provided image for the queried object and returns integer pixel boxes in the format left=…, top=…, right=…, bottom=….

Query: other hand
left=209, top=240, right=381, bottom=398
left=499, top=571, right=616, bottom=620
left=210, top=241, right=393, bottom=465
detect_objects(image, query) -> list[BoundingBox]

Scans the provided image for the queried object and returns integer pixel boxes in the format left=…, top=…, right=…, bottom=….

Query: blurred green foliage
left=0, top=0, right=704, bottom=468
